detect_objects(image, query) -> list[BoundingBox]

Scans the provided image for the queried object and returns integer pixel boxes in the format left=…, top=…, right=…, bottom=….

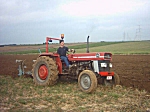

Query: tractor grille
left=98, top=60, right=110, bottom=72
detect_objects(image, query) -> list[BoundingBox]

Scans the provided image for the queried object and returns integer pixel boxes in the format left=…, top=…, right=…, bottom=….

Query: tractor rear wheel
left=32, top=56, right=58, bottom=86
left=78, top=70, right=97, bottom=93
left=103, top=73, right=120, bottom=86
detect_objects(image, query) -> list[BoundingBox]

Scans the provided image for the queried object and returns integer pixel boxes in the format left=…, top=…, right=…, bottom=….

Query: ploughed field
left=0, top=54, right=150, bottom=92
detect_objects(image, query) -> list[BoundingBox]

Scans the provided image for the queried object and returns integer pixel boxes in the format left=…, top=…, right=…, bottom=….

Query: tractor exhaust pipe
left=86, top=36, right=90, bottom=53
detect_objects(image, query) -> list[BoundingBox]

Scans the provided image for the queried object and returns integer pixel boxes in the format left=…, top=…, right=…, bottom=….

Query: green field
left=1, top=41, right=150, bottom=54
left=76, top=41, right=150, bottom=54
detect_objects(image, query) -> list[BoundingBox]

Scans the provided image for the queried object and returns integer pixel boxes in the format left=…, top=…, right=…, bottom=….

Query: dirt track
left=0, top=54, right=150, bottom=92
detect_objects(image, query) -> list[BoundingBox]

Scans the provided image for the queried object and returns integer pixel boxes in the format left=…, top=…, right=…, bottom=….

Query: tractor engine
left=69, top=61, right=91, bottom=77
left=68, top=52, right=114, bottom=79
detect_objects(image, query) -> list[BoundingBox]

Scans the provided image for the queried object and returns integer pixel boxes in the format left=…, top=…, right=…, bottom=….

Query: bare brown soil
left=112, top=55, right=150, bottom=93
left=0, top=54, right=150, bottom=92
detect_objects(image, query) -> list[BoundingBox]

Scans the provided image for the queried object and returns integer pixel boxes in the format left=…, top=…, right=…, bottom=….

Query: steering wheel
left=67, top=49, right=75, bottom=54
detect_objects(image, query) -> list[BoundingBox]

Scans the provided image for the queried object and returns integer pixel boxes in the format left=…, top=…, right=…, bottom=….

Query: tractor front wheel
left=103, top=73, right=120, bottom=86
left=78, top=70, right=97, bottom=93
left=32, top=56, right=58, bottom=86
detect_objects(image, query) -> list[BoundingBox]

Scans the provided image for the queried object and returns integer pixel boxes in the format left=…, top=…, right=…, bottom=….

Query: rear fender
left=39, top=53, right=63, bottom=74
left=55, top=56, right=63, bottom=74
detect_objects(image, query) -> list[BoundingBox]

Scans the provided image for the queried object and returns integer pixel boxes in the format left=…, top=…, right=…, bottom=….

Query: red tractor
left=32, top=34, right=120, bottom=93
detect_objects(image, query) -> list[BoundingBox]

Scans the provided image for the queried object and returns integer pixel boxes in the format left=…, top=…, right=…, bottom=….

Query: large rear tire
left=78, top=70, right=97, bottom=93
left=32, top=56, right=58, bottom=86
left=103, top=73, right=120, bottom=86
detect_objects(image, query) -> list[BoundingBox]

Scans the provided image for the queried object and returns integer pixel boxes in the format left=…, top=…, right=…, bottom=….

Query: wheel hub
left=38, top=65, right=48, bottom=80
left=81, top=75, right=91, bottom=89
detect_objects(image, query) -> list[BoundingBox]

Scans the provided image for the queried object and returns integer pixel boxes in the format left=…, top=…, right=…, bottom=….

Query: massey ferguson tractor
left=30, top=34, right=120, bottom=93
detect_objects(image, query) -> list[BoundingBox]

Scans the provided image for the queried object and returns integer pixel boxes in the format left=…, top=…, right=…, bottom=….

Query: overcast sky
left=0, top=0, right=150, bottom=44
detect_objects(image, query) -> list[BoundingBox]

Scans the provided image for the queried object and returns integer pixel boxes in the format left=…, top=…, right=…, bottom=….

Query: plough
left=16, top=48, right=41, bottom=76
left=16, top=59, right=36, bottom=76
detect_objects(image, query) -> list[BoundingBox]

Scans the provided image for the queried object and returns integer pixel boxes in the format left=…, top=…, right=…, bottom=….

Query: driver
left=57, top=40, right=74, bottom=69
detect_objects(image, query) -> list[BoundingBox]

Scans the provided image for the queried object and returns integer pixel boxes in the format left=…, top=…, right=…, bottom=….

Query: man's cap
left=59, top=40, right=64, bottom=43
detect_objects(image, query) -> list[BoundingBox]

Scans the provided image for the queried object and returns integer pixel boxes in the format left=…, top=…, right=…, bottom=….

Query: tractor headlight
left=101, top=63, right=107, bottom=67
left=109, top=63, right=112, bottom=68
left=104, top=53, right=111, bottom=59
